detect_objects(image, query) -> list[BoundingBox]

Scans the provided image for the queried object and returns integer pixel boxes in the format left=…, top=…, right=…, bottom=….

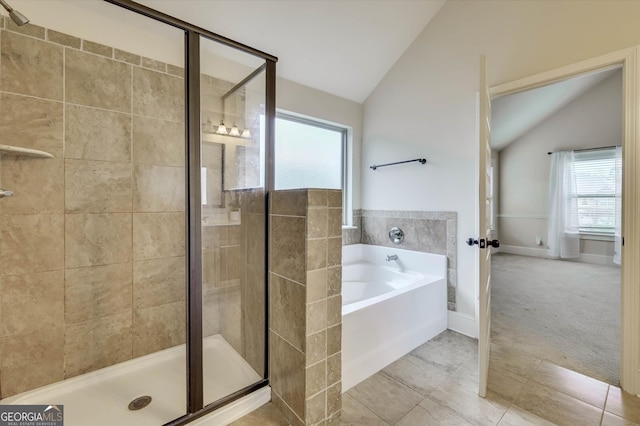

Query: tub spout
left=386, top=254, right=398, bottom=261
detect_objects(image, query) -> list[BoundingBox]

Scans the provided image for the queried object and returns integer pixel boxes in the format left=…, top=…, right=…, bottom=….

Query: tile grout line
left=343, top=392, right=390, bottom=426
left=599, top=385, right=610, bottom=425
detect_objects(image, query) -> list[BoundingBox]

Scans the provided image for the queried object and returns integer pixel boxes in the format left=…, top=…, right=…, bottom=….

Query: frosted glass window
left=274, top=115, right=345, bottom=190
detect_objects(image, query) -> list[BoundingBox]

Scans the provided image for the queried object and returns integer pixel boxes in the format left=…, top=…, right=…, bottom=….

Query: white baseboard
left=499, top=245, right=618, bottom=266
left=500, top=245, right=546, bottom=258
left=447, top=311, right=477, bottom=339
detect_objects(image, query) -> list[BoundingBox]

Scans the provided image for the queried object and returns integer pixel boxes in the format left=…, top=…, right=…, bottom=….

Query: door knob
left=487, top=239, right=500, bottom=248
left=466, top=238, right=486, bottom=248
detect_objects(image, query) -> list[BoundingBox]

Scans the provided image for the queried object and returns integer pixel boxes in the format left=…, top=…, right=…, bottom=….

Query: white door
left=477, top=55, right=497, bottom=397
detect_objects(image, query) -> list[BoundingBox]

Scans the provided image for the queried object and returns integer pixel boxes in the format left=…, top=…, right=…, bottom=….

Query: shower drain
left=128, top=395, right=152, bottom=410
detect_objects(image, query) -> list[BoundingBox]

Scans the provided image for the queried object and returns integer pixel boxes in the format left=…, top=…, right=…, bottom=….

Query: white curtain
left=547, top=151, right=580, bottom=259
left=614, top=146, right=622, bottom=265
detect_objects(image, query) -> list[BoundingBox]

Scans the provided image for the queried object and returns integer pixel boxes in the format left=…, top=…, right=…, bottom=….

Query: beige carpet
left=491, top=253, right=620, bottom=385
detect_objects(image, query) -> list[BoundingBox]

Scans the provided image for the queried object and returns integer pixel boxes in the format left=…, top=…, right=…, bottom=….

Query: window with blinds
left=574, top=148, right=620, bottom=234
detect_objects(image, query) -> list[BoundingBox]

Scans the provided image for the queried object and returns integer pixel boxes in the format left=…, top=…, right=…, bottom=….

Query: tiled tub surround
left=269, top=189, right=343, bottom=426
left=343, top=209, right=458, bottom=311
left=0, top=18, right=260, bottom=399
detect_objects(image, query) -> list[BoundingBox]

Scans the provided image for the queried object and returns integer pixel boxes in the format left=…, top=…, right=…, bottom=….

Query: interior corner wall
left=361, top=0, right=640, bottom=319
left=498, top=71, right=622, bottom=256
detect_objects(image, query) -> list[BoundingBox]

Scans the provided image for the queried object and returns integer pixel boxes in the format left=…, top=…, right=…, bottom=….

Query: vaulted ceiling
left=135, top=0, right=446, bottom=103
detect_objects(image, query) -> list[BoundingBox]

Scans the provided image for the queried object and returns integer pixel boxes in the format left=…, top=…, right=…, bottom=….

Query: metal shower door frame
left=104, top=1, right=277, bottom=424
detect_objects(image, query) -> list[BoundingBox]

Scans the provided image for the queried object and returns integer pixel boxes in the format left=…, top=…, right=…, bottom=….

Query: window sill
left=579, top=233, right=615, bottom=242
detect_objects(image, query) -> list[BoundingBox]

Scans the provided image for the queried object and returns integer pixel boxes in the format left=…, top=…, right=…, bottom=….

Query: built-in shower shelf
left=0, top=144, right=54, bottom=158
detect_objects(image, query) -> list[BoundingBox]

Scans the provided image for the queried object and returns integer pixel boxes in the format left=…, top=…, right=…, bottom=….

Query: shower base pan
left=0, top=334, right=269, bottom=426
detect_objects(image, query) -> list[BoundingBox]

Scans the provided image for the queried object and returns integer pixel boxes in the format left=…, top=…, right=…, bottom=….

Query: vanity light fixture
left=229, top=123, right=241, bottom=137
left=203, top=117, right=252, bottom=139
left=216, top=120, right=228, bottom=135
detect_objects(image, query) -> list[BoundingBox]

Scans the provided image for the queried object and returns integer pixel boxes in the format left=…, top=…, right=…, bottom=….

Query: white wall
left=362, top=0, right=640, bottom=320
left=499, top=71, right=622, bottom=256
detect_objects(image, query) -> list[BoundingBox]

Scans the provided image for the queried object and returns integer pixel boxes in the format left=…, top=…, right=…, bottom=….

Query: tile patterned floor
left=233, top=330, right=640, bottom=425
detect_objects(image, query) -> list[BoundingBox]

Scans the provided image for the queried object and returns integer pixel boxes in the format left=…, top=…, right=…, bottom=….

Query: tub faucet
left=386, top=254, right=398, bottom=261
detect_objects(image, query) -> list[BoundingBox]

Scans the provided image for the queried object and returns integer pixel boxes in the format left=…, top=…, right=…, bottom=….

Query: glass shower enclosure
left=0, top=1, right=275, bottom=424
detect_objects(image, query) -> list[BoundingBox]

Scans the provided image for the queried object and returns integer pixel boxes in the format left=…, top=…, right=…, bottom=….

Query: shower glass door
left=199, top=35, right=268, bottom=406
left=0, top=1, right=188, bottom=424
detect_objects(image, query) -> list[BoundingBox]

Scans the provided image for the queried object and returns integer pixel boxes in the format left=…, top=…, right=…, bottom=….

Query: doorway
left=490, top=67, right=622, bottom=385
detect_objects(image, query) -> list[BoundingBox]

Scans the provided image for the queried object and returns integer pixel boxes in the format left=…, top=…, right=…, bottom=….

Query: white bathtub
left=341, top=244, right=447, bottom=391
left=0, top=335, right=269, bottom=426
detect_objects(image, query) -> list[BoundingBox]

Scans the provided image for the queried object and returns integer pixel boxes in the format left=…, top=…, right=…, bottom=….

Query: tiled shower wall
left=343, top=209, right=458, bottom=311
left=0, top=18, right=186, bottom=398
left=269, top=189, right=342, bottom=425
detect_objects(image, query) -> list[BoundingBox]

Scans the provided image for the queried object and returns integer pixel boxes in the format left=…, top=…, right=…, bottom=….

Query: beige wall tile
left=65, top=213, right=132, bottom=268
left=270, top=190, right=307, bottom=216
left=5, top=20, right=45, bottom=39
left=114, top=49, right=141, bottom=66
left=306, top=360, right=327, bottom=396
left=306, top=390, right=327, bottom=425
left=219, top=286, right=242, bottom=354
left=0, top=327, right=64, bottom=398
left=64, top=312, right=132, bottom=378
left=82, top=40, right=112, bottom=58
left=270, top=274, right=306, bottom=352
left=203, top=290, right=220, bottom=338
left=270, top=215, right=306, bottom=284
left=306, top=300, right=327, bottom=336
left=327, top=352, right=341, bottom=387
left=328, top=208, right=343, bottom=238
left=0, top=271, right=64, bottom=337
left=133, top=301, right=185, bottom=357
left=132, top=115, right=184, bottom=166
left=133, top=256, right=185, bottom=310
left=307, top=208, right=328, bottom=239
left=306, top=331, right=327, bottom=367
left=327, top=295, right=342, bottom=328
left=0, top=157, right=64, bottom=215
left=327, top=266, right=342, bottom=298
left=307, top=269, right=327, bottom=303
left=272, top=391, right=305, bottom=426
left=327, top=324, right=341, bottom=356
left=167, top=64, right=184, bottom=77
left=327, top=237, right=342, bottom=268
left=133, top=164, right=185, bottom=212
left=242, top=282, right=265, bottom=377
left=220, top=245, right=241, bottom=282
left=142, top=57, right=166, bottom=72
left=65, top=48, right=131, bottom=113
left=65, top=105, right=131, bottom=162
left=65, top=263, right=132, bottom=324
left=1, top=214, right=64, bottom=275
left=0, top=93, right=63, bottom=157
left=1, top=31, right=63, bottom=100
left=308, top=190, right=328, bottom=207
left=133, top=67, right=184, bottom=122
left=270, top=331, right=306, bottom=420
left=307, top=239, right=327, bottom=271
left=133, top=212, right=185, bottom=260
left=328, top=190, right=342, bottom=208
left=46, top=29, right=81, bottom=48
left=327, top=382, right=342, bottom=418
left=65, top=159, right=132, bottom=213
